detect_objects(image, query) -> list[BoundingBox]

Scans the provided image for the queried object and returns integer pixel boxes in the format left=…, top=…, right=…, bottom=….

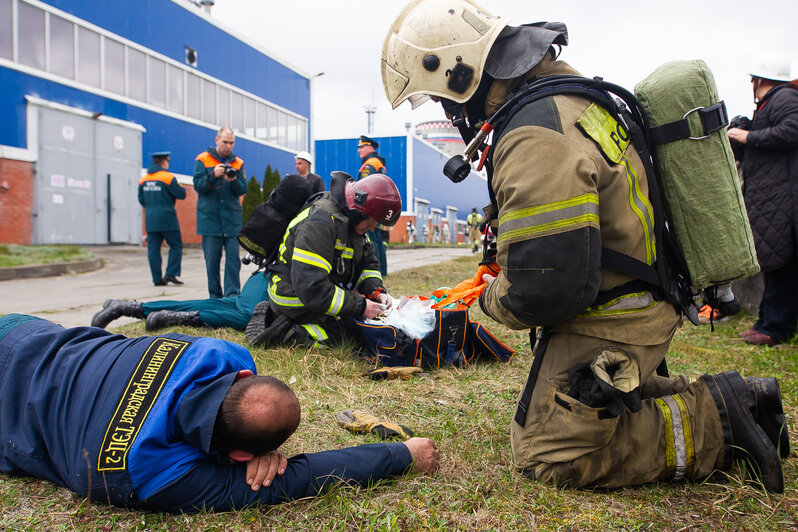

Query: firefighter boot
left=747, top=377, right=790, bottom=459
left=91, top=299, right=143, bottom=329
left=145, top=310, right=203, bottom=331
left=705, top=370, right=783, bottom=493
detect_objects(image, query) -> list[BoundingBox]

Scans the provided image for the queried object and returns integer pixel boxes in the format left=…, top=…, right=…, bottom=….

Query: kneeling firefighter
left=246, top=172, right=400, bottom=347
left=382, top=0, right=787, bottom=491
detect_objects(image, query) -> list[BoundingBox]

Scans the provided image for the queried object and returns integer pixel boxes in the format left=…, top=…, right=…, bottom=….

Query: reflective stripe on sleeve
left=497, top=193, right=599, bottom=243
left=292, top=247, right=332, bottom=273
left=358, top=269, right=383, bottom=285
left=326, top=286, right=346, bottom=316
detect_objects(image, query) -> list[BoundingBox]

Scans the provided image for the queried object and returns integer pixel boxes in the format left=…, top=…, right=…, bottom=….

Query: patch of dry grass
left=0, top=256, right=795, bottom=530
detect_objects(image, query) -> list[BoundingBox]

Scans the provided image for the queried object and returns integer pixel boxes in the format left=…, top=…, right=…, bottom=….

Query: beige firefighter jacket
left=479, top=59, right=681, bottom=345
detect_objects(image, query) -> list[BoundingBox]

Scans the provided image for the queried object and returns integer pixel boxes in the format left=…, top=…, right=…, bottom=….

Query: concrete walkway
left=0, top=245, right=473, bottom=329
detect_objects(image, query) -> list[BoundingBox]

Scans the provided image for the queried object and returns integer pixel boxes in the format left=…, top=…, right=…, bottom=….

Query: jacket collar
left=174, top=372, right=238, bottom=454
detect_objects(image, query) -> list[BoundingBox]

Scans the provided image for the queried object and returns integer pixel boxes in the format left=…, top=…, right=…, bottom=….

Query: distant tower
left=364, top=105, right=376, bottom=135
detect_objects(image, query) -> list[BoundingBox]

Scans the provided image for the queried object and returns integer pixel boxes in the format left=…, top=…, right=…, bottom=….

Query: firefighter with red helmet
left=252, top=172, right=401, bottom=347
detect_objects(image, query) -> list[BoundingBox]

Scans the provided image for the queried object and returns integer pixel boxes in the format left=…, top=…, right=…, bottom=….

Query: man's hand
left=727, top=127, right=749, bottom=145
left=224, top=171, right=238, bottom=182
left=213, top=164, right=226, bottom=178
left=376, top=292, right=393, bottom=309
left=363, top=299, right=383, bottom=319
left=403, top=437, right=439, bottom=474
left=482, top=272, right=497, bottom=285
left=245, top=450, right=287, bottom=491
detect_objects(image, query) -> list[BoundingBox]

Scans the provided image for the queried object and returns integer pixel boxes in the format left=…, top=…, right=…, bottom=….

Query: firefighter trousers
left=510, top=330, right=727, bottom=488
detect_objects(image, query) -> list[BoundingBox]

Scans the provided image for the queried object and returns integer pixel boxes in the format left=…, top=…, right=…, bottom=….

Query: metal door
left=446, top=207, right=458, bottom=244
left=95, top=121, right=142, bottom=243
left=34, top=105, right=142, bottom=244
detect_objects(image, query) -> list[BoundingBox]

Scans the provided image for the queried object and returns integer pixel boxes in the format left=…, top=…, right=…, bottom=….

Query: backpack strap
left=649, top=101, right=729, bottom=144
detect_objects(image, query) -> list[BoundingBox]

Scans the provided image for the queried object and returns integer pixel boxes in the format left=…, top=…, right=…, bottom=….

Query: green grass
left=0, top=245, right=93, bottom=267
left=0, top=256, right=795, bottom=530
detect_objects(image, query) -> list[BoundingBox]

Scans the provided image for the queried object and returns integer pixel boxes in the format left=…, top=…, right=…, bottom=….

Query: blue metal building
left=0, top=0, right=311, bottom=245
left=315, top=135, right=491, bottom=244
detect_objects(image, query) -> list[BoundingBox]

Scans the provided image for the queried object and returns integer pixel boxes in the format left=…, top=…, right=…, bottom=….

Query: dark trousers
left=201, top=235, right=241, bottom=299
left=368, top=229, right=387, bottom=276
left=755, top=244, right=798, bottom=342
left=147, top=230, right=182, bottom=284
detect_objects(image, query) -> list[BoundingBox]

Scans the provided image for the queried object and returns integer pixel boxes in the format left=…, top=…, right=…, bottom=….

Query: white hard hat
left=381, top=0, right=508, bottom=109
left=749, top=51, right=792, bottom=82
left=295, top=151, right=313, bottom=165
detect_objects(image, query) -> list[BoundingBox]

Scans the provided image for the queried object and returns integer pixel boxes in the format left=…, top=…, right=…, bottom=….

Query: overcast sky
left=210, top=0, right=798, bottom=141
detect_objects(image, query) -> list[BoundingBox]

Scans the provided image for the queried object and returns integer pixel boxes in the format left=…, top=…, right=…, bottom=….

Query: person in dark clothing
left=0, top=314, right=439, bottom=513
left=139, top=151, right=186, bottom=286
left=294, top=151, right=325, bottom=194
left=194, top=127, right=248, bottom=299
left=728, top=51, right=798, bottom=346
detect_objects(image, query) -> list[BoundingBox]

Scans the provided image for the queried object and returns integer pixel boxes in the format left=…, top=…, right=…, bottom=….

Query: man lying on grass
left=0, top=314, right=439, bottom=513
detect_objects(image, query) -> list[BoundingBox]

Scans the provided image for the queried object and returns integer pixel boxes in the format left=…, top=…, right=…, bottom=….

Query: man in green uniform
left=138, top=151, right=186, bottom=286
left=466, top=207, right=483, bottom=253
left=381, top=0, right=788, bottom=492
left=357, top=135, right=389, bottom=276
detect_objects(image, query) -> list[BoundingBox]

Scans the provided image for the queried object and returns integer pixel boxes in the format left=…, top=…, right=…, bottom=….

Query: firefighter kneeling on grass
left=382, top=0, right=788, bottom=492
left=246, top=172, right=400, bottom=348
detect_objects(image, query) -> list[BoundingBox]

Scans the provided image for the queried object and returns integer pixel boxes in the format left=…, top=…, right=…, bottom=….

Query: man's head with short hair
left=216, top=126, right=236, bottom=158
left=211, top=374, right=301, bottom=459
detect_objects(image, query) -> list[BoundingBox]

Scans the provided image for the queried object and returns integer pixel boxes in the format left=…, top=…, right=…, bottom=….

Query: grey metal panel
left=34, top=106, right=143, bottom=244
left=35, top=106, right=97, bottom=244
left=95, top=121, right=142, bottom=244
left=446, top=207, right=458, bottom=244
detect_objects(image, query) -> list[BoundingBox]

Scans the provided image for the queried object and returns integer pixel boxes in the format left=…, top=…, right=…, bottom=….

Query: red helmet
left=345, top=174, right=402, bottom=227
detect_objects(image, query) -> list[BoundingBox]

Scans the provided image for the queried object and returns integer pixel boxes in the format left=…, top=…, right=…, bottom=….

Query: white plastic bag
left=383, top=296, right=436, bottom=340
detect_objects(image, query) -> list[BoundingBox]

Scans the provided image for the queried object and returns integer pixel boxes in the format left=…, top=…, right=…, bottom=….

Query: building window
left=217, top=86, right=230, bottom=127
left=127, top=47, right=146, bottom=101
left=167, top=64, right=183, bottom=113
left=244, top=97, right=255, bottom=137
left=268, top=106, right=278, bottom=143
left=230, top=91, right=243, bottom=133
left=186, top=72, right=201, bottom=119
left=256, top=102, right=268, bottom=139
left=148, top=56, right=166, bottom=108
left=276, top=112, right=287, bottom=146
left=104, top=38, right=125, bottom=95
left=77, top=26, right=100, bottom=87
left=18, top=2, right=45, bottom=70
left=202, top=78, right=216, bottom=124
left=0, top=0, right=11, bottom=60
left=48, top=14, right=74, bottom=79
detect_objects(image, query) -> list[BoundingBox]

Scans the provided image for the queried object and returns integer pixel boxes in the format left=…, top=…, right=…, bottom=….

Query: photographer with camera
left=194, top=126, right=248, bottom=299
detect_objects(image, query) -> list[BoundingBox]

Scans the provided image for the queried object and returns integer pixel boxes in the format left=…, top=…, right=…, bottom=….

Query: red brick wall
left=0, top=159, right=34, bottom=245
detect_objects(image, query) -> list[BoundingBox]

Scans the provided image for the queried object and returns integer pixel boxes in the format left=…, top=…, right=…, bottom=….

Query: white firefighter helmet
left=381, top=0, right=508, bottom=109
left=295, top=150, right=313, bottom=165
left=749, top=51, right=792, bottom=82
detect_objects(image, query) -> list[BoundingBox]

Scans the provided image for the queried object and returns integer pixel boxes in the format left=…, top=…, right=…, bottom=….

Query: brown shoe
left=740, top=328, right=758, bottom=339
left=744, top=331, right=778, bottom=346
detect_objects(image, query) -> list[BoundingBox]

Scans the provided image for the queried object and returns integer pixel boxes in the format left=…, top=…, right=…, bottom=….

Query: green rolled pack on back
left=634, top=60, right=759, bottom=290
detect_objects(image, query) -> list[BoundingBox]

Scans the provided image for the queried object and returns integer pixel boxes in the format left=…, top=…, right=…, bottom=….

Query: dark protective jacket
left=267, top=174, right=384, bottom=323
left=138, top=164, right=186, bottom=232
left=305, top=172, right=325, bottom=194
left=0, top=316, right=411, bottom=513
left=741, top=83, right=798, bottom=271
left=193, top=147, right=247, bottom=237
left=478, top=59, right=680, bottom=345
